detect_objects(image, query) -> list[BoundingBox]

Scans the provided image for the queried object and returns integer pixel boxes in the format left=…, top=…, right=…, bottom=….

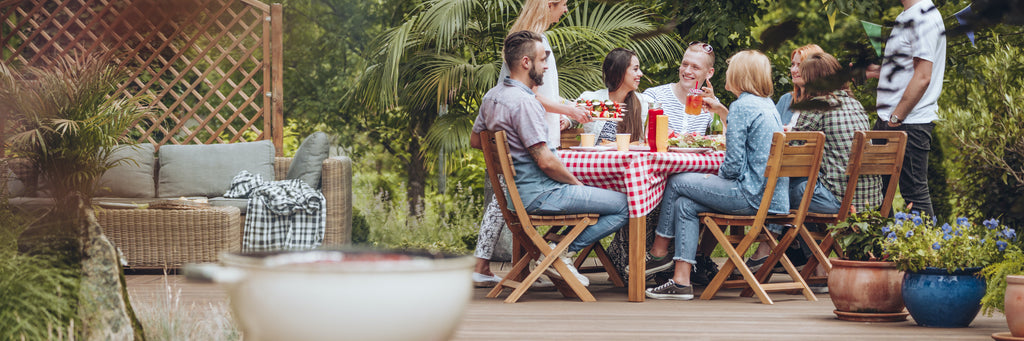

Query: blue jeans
left=526, top=185, right=629, bottom=252
left=655, top=172, right=757, bottom=264
left=767, top=177, right=841, bottom=234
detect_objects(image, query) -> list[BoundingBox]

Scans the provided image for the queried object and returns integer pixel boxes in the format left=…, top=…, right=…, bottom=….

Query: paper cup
left=615, top=134, right=630, bottom=152
left=580, top=133, right=596, bottom=147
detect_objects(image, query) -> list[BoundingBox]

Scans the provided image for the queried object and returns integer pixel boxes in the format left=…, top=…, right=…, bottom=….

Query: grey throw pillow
left=95, top=144, right=156, bottom=198
left=158, top=140, right=275, bottom=198
left=286, top=132, right=331, bottom=189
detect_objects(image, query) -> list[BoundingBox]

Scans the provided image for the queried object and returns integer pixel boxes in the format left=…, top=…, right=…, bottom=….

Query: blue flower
left=943, top=233, right=953, bottom=241
left=912, top=216, right=923, bottom=226
left=984, top=219, right=1000, bottom=230
left=932, top=215, right=938, bottom=225
left=941, top=223, right=952, bottom=233
left=956, top=217, right=970, bottom=226
left=895, top=212, right=908, bottom=221
left=887, top=232, right=897, bottom=240
left=881, top=226, right=891, bottom=234
left=1006, top=228, right=1017, bottom=240
left=998, top=241, right=1008, bottom=252
left=932, top=242, right=942, bottom=250
left=905, top=231, right=914, bottom=238
left=954, top=229, right=963, bottom=236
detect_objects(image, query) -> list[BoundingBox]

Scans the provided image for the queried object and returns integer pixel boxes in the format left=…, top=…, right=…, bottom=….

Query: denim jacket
left=720, top=92, right=789, bottom=214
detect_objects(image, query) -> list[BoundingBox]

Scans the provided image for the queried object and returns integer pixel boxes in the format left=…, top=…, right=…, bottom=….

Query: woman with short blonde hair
left=724, top=50, right=774, bottom=98
left=642, top=49, right=787, bottom=300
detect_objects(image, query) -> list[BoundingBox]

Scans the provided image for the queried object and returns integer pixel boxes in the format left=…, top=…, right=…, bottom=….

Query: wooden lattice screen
left=0, top=0, right=284, bottom=154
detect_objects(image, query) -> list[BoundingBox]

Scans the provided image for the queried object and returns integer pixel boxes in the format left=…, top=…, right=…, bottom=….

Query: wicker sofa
left=3, top=141, right=353, bottom=269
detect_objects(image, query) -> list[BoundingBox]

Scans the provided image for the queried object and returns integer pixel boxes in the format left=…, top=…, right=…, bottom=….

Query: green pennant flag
left=861, top=20, right=883, bottom=57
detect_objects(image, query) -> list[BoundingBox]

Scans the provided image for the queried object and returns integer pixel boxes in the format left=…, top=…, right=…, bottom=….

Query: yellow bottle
left=655, top=115, right=668, bottom=152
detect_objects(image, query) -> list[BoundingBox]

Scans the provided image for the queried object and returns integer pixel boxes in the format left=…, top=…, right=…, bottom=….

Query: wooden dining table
left=557, top=148, right=725, bottom=302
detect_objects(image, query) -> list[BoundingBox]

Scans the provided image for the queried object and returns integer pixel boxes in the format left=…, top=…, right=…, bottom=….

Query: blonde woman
left=643, top=50, right=787, bottom=300
left=473, top=0, right=588, bottom=287
left=776, top=44, right=826, bottom=129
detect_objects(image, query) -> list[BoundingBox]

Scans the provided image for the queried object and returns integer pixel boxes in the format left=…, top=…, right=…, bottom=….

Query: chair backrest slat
left=836, top=131, right=907, bottom=221
left=480, top=131, right=523, bottom=234
left=757, top=131, right=826, bottom=228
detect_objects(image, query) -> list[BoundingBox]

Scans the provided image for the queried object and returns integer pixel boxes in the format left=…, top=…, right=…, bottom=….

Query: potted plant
left=882, top=213, right=1016, bottom=328
left=979, top=222, right=1024, bottom=338
left=826, top=209, right=908, bottom=322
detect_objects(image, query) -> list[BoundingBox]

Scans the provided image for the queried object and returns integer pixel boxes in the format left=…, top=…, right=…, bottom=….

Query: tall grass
left=0, top=203, right=80, bottom=341
left=130, top=275, right=240, bottom=341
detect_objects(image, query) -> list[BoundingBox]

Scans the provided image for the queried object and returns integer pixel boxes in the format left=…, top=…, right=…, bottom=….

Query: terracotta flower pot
left=1007, top=275, right=1024, bottom=337
left=828, top=258, right=908, bottom=322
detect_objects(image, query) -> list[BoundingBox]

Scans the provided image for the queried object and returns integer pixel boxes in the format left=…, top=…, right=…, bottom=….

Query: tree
left=350, top=0, right=684, bottom=218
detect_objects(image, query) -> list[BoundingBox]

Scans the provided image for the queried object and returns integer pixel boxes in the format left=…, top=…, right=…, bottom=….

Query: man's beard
left=528, top=65, right=544, bottom=87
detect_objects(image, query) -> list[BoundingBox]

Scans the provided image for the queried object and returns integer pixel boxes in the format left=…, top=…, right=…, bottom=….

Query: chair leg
left=747, top=225, right=816, bottom=301
left=593, top=245, right=625, bottom=287
left=700, top=218, right=774, bottom=304
left=488, top=255, right=533, bottom=299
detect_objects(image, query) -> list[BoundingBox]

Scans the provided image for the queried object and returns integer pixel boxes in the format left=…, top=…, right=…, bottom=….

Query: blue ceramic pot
left=902, top=267, right=986, bottom=328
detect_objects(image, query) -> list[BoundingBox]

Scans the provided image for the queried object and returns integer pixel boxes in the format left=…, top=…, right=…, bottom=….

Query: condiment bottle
left=647, top=102, right=663, bottom=152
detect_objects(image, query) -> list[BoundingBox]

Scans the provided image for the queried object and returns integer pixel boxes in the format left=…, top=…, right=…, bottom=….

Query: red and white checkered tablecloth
left=557, top=150, right=725, bottom=218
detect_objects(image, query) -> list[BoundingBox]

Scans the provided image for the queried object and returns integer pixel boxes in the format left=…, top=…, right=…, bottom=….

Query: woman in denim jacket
left=643, top=50, right=788, bottom=300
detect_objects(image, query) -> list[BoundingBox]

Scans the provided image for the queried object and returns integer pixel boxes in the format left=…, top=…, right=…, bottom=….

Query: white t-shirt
left=876, top=0, right=946, bottom=124
left=643, top=83, right=713, bottom=134
left=499, top=34, right=562, bottom=147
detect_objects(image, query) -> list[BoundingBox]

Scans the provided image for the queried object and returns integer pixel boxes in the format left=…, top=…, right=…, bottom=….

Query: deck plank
left=125, top=262, right=1006, bottom=341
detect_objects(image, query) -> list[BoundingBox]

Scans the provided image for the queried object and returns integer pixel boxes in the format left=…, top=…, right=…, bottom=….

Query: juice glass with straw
left=685, top=80, right=703, bottom=115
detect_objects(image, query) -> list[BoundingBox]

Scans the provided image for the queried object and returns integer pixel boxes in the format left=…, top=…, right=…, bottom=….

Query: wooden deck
left=125, top=262, right=1008, bottom=340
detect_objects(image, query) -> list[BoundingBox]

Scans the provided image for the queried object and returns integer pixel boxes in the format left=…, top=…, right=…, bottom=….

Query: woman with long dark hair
left=579, top=48, right=652, bottom=142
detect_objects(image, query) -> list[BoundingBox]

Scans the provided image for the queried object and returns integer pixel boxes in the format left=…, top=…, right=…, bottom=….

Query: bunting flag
left=861, top=20, right=884, bottom=57
left=954, top=4, right=976, bottom=47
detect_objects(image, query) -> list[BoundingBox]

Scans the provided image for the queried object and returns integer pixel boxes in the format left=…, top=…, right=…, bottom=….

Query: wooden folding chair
left=699, top=131, right=826, bottom=304
left=478, top=130, right=598, bottom=303
left=795, top=131, right=908, bottom=285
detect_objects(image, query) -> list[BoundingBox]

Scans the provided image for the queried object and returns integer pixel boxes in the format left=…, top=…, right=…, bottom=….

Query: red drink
left=685, top=89, right=704, bottom=115
left=647, top=103, right=663, bottom=152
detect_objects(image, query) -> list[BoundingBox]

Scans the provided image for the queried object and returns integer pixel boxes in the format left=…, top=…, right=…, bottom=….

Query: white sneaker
left=472, top=272, right=502, bottom=288
left=538, top=243, right=589, bottom=287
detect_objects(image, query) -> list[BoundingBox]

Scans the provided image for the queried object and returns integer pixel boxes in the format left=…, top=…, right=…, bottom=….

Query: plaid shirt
left=225, top=171, right=326, bottom=252
left=794, top=90, right=883, bottom=211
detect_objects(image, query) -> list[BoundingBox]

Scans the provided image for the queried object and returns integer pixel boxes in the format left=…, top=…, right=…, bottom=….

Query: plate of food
left=569, top=145, right=616, bottom=152
left=668, top=147, right=712, bottom=153
left=667, top=133, right=726, bottom=151
left=575, top=99, right=625, bottom=121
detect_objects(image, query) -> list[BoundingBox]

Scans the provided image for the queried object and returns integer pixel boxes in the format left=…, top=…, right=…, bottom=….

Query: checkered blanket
left=225, top=171, right=326, bottom=252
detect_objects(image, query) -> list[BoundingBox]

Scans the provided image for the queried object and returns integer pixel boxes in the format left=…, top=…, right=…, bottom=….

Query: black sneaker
left=644, top=253, right=674, bottom=276
left=625, top=252, right=674, bottom=276
left=691, top=255, right=719, bottom=286
left=645, top=279, right=694, bottom=300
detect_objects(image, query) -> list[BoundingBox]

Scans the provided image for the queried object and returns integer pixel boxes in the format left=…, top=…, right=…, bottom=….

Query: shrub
left=940, top=39, right=1024, bottom=227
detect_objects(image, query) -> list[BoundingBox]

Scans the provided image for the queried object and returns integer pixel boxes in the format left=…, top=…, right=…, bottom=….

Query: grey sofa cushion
left=95, top=144, right=156, bottom=198
left=158, top=140, right=275, bottom=198
left=209, top=197, right=249, bottom=215
left=286, top=132, right=331, bottom=189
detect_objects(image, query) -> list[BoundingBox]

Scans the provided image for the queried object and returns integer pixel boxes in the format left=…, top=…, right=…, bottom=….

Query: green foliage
left=827, top=209, right=893, bottom=261
left=941, top=38, right=1024, bottom=227
left=882, top=213, right=1016, bottom=273
left=351, top=210, right=370, bottom=244
left=0, top=55, right=152, bottom=210
left=981, top=247, right=1024, bottom=315
left=0, top=205, right=80, bottom=341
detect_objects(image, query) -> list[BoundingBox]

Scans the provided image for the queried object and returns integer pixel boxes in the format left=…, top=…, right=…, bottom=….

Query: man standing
left=470, top=30, right=629, bottom=287
left=867, top=0, right=946, bottom=216
left=644, top=41, right=717, bottom=135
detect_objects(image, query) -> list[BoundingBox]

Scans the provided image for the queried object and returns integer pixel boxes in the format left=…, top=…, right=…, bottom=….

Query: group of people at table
left=469, top=0, right=945, bottom=300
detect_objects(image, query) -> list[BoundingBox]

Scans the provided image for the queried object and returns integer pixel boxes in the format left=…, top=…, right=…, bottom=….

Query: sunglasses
left=688, top=41, right=713, bottom=54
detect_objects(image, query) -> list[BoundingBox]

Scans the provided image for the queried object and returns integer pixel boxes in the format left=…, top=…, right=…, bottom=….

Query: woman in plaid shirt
left=747, top=52, right=884, bottom=281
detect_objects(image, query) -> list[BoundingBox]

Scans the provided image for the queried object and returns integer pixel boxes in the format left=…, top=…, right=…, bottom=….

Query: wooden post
left=270, top=3, right=284, bottom=155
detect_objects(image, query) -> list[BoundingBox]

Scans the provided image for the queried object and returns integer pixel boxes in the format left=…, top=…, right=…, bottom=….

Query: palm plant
left=350, top=0, right=682, bottom=215
left=0, top=54, right=151, bottom=211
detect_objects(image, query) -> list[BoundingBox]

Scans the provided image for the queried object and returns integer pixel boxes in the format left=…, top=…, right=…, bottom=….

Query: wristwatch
left=889, top=115, right=902, bottom=124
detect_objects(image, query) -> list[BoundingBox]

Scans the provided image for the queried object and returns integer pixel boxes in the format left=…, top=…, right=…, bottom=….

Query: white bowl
left=187, top=249, right=474, bottom=341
